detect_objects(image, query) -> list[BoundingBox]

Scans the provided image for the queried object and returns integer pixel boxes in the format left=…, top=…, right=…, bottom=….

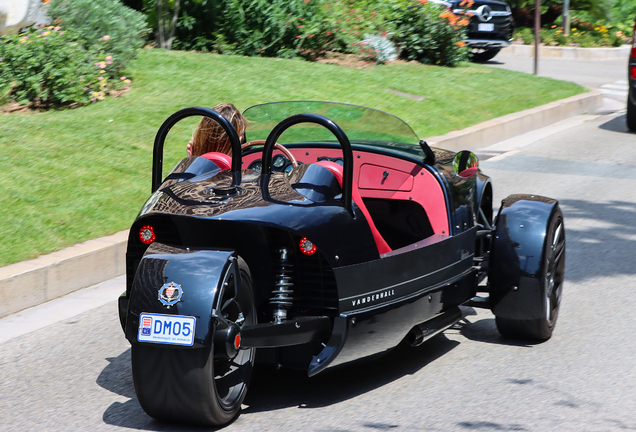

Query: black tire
left=495, top=210, right=565, bottom=341
left=627, top=89, right=636, bottom=132
left=470, top=48, right=500, bottom=63
left=132, top=257, right=256, bottom=426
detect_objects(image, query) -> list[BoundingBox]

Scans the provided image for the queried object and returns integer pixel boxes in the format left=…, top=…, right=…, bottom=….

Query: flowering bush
left=48, top=0, right=147, bottom=74
left=387, top=0, right=470, bottom=66
left=0, top=27, right=131, bottom=107
left=513, top=18, right=627, bottom=47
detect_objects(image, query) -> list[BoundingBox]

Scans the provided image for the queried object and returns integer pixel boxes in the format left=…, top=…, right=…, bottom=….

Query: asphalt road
left=1, top=111, right=635, bottom=431
left=484, top=51, right=629, bottom=104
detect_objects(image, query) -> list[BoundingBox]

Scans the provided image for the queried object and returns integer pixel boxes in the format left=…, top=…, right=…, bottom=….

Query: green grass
left=0, top=49, right=585, bottom=267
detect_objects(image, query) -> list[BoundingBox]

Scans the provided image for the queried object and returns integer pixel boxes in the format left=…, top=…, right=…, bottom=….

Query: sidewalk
left=0, top=88, right=605, bottom=319
left=501, top=44, right=631, bottom=61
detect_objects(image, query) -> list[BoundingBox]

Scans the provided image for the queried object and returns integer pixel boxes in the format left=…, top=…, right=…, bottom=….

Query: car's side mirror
left=453, top=150, right=479, bottom=178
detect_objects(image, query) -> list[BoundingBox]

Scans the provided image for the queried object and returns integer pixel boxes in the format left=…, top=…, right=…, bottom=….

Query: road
left=485, top=51, right=629, bottom=105
left=1, top=64, right=635, bottom=430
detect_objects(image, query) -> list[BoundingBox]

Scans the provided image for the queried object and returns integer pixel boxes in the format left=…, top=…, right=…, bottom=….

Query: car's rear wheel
left=131, top=257, right=256, bottom=426
left=470, top=48, right=500, bottom=63
left=627, top=89, right=636, bottom=132
left=495, top=211, right=565, bottom=341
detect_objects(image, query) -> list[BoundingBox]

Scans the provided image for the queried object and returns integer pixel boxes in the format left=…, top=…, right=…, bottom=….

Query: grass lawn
left=0, top=49, right=585, bottom=267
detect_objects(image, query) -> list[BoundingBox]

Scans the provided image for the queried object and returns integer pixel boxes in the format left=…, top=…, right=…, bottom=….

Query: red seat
left=200, top=152, right=232, bottom=170
left=316, top=161, right=391, bottom=255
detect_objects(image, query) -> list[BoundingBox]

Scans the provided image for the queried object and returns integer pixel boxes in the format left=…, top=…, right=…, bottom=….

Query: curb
left=0, top=89, right=604, bottom=319
left=0, top=231, right=128, bottom=319
left=424, top=89, right=602, bottom=152
left=500, top=44, right=631, bottom=61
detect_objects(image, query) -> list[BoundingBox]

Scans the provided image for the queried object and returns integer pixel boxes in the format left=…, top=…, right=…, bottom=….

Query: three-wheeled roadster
left=118, top=101, right=565, bottom=426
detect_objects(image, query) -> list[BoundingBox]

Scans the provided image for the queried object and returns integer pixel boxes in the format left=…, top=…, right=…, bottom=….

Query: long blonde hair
left=190, top=103, right=247, bottom=157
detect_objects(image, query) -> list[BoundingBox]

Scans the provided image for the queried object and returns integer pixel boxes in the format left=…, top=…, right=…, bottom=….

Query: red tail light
left=631, top=66, right=636, bottom=80
left=299, top=237, right=317, bottom=255
left=139, top=225, right=156, bottom=244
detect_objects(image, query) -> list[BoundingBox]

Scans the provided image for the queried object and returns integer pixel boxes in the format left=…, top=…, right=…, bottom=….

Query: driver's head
left=191, top=103, right=247, bottom=157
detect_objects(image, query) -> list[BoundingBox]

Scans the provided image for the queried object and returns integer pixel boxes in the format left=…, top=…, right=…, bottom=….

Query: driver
left=187, top=102, right=247, bottom=157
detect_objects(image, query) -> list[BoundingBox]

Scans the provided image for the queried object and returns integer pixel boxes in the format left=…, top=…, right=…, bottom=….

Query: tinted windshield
left=243, top=101, right=424, bottom=158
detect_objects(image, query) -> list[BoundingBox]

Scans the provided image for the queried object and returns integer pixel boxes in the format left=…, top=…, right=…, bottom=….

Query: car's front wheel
left=470, top=48, right=500, bottom=63
left=131, top=257, right=256, bottom=426
left=495, top=210, right=565, bottom=341
left=627, top=88, right=636, bottom=131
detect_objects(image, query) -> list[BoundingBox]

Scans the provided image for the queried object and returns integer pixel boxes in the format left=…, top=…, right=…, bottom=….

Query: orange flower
left=418, top=0, right=428, bottom=3
left=456, top=41, right=466, bottom=47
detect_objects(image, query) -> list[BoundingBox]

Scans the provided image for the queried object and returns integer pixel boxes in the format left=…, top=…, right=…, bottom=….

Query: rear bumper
left=466, top=39, right=511, bottom=49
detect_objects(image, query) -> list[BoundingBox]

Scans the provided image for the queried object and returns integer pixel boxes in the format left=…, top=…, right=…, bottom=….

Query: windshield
left=243, top=101, right=424, bottom=158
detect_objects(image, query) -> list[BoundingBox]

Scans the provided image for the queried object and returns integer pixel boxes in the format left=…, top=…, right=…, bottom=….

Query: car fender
left=122, top=243, right=235, bottom=348
left=489, top=194, right=561, bottom=320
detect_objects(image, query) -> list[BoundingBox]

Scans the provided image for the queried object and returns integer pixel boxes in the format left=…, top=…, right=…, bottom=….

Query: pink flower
left=326, top=31, right=332, bottom=35
left=105, top=56, right=112, bottom=61
left=295, top=35, right=301, bottom=39
left=54, top=26, right=61, bottom=31
left=102, top=35, right=111, bottom=41
left=120, top=77, right=126, bottom=81
left=98, top=77, right=104, bottom=81
left=298, top=25, right=303, bottom=28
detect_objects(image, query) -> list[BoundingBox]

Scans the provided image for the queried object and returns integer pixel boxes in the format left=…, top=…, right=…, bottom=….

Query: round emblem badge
left=158, top=282, right=183, bottom=307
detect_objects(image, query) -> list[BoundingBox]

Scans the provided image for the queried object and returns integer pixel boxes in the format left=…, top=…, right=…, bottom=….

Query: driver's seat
left=317, top=161, right=391, bottom=255
left=201, top=152, right=232, bottom=170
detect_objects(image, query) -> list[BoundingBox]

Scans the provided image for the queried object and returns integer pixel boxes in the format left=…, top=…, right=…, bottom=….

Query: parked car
left=430, top=0, right=515, bottom=62
left=628, top=16, right=636, bottom=131
left=119, top=101, right=565, bottom=427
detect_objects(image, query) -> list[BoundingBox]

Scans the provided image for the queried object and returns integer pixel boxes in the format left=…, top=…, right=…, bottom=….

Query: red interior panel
left=241, top=147, right=450, bottom=236
left=358, top=164, right=413, bottom=192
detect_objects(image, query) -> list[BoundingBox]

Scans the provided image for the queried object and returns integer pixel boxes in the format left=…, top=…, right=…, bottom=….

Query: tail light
left=299, top=237, right=317, bottom=255
left=139, top=225, right=156, bottom=244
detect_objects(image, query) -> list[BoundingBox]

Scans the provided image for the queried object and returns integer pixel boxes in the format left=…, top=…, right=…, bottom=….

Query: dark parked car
left=628, top=16, right=636, bottom=131
left=119, top=101, right=565, bottom=427
left=431, top=0, right=515, bottom=62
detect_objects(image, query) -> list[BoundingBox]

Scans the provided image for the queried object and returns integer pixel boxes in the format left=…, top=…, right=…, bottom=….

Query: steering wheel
left=242, top=140, right=298, bottom=168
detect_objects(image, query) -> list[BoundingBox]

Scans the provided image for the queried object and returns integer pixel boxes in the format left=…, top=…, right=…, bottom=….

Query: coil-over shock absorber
left=270, top=248, right=294, bottom=323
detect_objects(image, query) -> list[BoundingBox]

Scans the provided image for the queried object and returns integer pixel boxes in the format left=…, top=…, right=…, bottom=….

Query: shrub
left=48, top=0, right=147, bottom=74
left=0, top=27, right=131, bottom=107
left=216, top=0, right=329, bottom=58
left=387, top=0, right=470, bottom=66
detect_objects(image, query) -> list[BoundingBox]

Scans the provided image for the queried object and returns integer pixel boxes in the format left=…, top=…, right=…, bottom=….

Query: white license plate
left=478, top=23, right=495, bottom=32
left=138, top=313, right=196, bottom=346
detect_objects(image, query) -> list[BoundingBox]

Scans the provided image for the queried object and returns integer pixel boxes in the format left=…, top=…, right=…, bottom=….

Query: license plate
left=478, top=23, right=494, bottom=32
left=138, top=313, right=196, bottom=346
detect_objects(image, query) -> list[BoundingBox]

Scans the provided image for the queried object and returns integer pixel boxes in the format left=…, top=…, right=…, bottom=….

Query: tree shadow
left=97, top=335, right=459, bottom=430
left=598, top=113, right=633, bottom=134
left=558, top=198, right=636, bottom=283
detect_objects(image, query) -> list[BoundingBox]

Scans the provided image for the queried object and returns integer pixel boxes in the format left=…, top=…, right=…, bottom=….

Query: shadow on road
left=558, top=198, right=636, bottom=283
left=243, top=334, right=458, bottom=414
left=97, top=335, right=459, bottom=430
left=598, top=113, right=632, bottom=134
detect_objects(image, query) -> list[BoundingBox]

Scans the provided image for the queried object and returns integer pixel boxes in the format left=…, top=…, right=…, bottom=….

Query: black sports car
left=627, top=16, right=636, bottom=131
left=118, top=101, right=565, bottom=426
left=431, top=0, right=515, bottom=62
